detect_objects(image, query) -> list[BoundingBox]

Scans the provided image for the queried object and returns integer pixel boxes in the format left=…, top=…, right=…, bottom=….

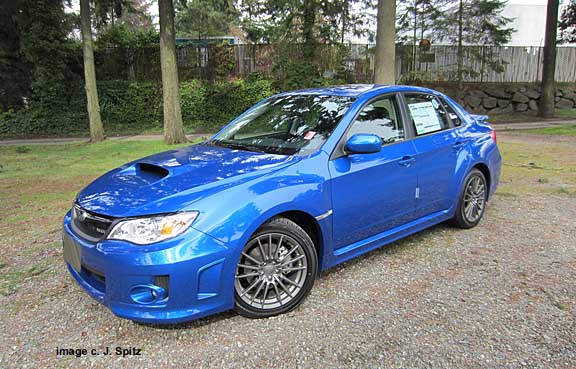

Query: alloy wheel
left=234, top=233, right=308, bottom=310
left=463, top=175, right=486, bottom=223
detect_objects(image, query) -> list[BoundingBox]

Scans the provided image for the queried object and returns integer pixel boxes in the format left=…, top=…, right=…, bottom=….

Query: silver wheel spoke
left=283, top=266, right=307, bottom=273
left=238, top=263, right=260, bottom=271
left=276, top=235, right=284, bottom=258
left=250, top=279, right=265, bottom=304
left=269, top=234, right=274, bottom=260
left=281, top=254, right=305, bottom=267
left=261, top=283, right=270, bottom=308
left=236, top=272, right=260, bottom=279
left=242, top=251, right=263, bottom=265
left=275, top=276, right=293, bottom=298
left=272, top=283, right=283, bottom=306
left=279, top=274, right=301, bottom=288
left=280, top=244, right=300, bottom=261
left=256, top=237, right=266, bottom=260
left=239, top=278, right=261, bottom=297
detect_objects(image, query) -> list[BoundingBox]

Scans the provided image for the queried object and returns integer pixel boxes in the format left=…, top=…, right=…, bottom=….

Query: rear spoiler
left=470, top=114, right=489, bottom=122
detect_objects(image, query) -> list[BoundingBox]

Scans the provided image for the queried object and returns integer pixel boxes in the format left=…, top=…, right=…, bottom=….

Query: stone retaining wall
left=420, top=83, right=576, bottom=115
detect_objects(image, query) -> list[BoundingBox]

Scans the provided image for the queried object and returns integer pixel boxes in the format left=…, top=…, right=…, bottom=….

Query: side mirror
left=344, top=133, right=382, bottom=154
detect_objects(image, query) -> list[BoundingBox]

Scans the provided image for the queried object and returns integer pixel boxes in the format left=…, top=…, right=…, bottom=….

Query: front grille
left=72, top=205, right=114, bottom=240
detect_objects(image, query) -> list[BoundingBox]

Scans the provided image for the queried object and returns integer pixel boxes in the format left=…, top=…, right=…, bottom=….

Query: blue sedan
left=62, top=84, right=501, bottom=323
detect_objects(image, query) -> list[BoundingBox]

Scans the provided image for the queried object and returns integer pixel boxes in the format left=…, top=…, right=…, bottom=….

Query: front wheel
left=450, top=168, right=488, bottom=229
left=234, top=217, right=318, bottom=318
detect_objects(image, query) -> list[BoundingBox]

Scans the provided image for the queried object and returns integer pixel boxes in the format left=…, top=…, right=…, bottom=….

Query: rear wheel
left=450, top=168, right=487, bottom=229
left=234, top=217, right=318, bottom=318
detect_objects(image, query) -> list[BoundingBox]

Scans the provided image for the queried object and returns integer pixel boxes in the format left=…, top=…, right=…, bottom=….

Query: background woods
left=0, top=0, right=575, bottom=139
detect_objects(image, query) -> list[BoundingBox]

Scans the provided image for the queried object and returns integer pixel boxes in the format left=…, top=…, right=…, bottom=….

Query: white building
left=502, top=0, right=571, bottom=46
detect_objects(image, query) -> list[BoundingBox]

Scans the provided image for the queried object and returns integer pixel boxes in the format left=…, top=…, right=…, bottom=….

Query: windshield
left=209, top=94, right=355, bottom=155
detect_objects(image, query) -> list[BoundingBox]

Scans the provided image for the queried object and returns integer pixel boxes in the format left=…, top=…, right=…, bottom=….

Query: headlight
left=107, top=212, right=199, bottom=245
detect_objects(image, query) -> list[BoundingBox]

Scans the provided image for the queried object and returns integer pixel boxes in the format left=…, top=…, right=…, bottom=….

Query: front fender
left=188, top=150, right=333, bottom=269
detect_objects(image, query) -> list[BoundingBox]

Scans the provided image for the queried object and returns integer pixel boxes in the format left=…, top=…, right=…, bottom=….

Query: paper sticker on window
left=408, top=101, right=442, bottom=135
left=304, top=131, right=317, bottom=140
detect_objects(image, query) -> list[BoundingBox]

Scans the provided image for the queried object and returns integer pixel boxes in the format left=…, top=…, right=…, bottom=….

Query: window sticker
left=303, top=131, right=317, bottom=140
left=408, top=101, right=442, bottom=135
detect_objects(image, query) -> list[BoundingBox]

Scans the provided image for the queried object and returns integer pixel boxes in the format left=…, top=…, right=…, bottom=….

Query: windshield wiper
left=209, top=140, right=265, bottom=153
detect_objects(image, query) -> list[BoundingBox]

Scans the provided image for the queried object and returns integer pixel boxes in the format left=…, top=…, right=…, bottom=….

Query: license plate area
left=63, top=231, right=82, bottom=273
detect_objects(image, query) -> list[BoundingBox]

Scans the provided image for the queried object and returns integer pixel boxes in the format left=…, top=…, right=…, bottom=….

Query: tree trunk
left=80, top=0, right=104, bottom=142
left=374, top=0, right=396, bottom=84
left=302, top=0, right=316, bottom=62
left=457, top=0, right=464, bottom=90
left=539, top=0, right=560, bottom=118
left=159, top=0, right=187, bottom=144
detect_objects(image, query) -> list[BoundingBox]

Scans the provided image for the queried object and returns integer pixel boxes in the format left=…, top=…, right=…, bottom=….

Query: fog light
left=129, top=284, right=167, bottom=304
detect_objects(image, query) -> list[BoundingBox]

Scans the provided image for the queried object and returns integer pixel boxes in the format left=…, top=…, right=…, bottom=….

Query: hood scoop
left=112, top=162, right=170, bottom=186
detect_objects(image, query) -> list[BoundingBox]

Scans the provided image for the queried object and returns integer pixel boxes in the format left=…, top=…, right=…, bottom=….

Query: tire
left=234, top=217, right=318, bottom=319
left=450, top=168, right=488, bottom=229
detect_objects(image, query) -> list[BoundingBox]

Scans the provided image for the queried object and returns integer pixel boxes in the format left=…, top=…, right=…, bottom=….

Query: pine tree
left=430, top=0, right=514, bottom=82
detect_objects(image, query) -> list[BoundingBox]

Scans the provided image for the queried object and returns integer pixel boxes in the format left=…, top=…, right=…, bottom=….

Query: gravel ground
left=1, top=136, right=575, bottom=368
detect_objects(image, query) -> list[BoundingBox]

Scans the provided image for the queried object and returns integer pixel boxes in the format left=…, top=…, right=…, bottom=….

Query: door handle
left=398, top=155, right=415, bottom=167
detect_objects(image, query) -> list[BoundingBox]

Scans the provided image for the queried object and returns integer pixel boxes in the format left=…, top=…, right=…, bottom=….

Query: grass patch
left=523, top=125, right=576, bottom=136
left=0, top=140, right=194, bottom=180
left=497, top=141, right=576, bottom=197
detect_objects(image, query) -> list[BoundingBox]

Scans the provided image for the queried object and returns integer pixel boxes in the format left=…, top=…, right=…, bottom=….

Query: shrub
left=0, top=78, right=274, bottom=137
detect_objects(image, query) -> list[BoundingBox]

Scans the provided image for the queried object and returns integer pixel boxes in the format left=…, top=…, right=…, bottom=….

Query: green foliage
left=0, top=79, right=274, bottom=137
left=434, top=0, right=514, bottom=46
left=98, top=81, right=162, bottom=130
left=396, top=0, right=447, bottom=44
left=276, top=61, right=323, bottom=91
left=15, top=146, right=31, bottom=154
left=95, top=24, right=159, bottom=48
left=239, top=0, right=374, bottom=45
left=94, top=0, right=154, bottom=33
left=198, top=79, right=273, bottom=131
left=559, top=0, right=576, bottom=44
left=180, top=80, right=206, bottom=126
left=175, top=0, right=238, bottom=38
left=0, top=0, right=80, bottom=111
left=211, top=43, right=237, bottom=81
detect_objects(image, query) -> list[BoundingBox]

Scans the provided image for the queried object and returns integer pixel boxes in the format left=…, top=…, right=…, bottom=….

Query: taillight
left=489, top=130, right=497, bottom=144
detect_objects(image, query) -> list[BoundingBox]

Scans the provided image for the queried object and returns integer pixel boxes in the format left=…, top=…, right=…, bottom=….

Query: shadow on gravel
left=132, top=310, right=238, bottom=330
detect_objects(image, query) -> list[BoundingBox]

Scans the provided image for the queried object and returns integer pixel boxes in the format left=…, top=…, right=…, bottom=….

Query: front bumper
left=62, top=212, right=235, bottom=324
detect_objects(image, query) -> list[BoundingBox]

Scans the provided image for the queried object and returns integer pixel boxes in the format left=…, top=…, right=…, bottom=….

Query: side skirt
left=326, top=209, right=452, bottom=269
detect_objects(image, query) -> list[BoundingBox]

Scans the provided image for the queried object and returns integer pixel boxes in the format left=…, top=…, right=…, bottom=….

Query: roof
left=277, top=84, right=437, bottom=98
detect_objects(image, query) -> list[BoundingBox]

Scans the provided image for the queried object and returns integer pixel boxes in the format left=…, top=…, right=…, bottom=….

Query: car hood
left=76, top=144, right=298, bottom=217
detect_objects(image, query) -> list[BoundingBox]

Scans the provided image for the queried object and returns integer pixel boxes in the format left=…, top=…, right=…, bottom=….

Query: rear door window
left=405, top=94, right=450, bottom=136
